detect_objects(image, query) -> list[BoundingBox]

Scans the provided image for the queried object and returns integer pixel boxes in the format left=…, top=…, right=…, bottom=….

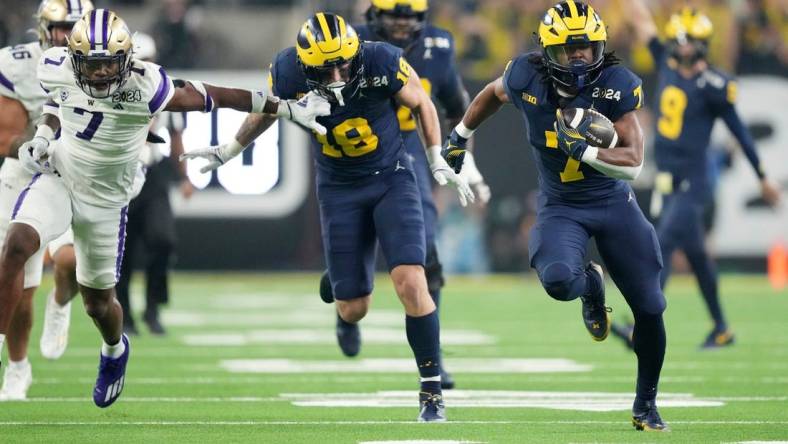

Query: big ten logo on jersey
left=112, top=89, right=142, bottom=103
left=422, top=36, right=450, bottom=60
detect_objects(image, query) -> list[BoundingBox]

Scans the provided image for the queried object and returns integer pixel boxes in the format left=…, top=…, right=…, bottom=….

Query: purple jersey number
left=74, top=108, right=104, bottom=141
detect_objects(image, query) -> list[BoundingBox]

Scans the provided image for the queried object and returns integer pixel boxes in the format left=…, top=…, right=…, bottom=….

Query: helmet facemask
left=71, top=51, right=132, bottom=98
left=301, top=50, right=364, bottom=107
left=667, top=34, right=708, bottom=67
left=543, top=40, right=606, bottom=94
left=367, top=6, right=426, bottom=48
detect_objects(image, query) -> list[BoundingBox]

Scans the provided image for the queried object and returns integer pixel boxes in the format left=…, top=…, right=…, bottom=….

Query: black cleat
left=440, top=366, right=455, bottom=390
left=632, top=400, right=669, bottom=432
left=580, top=261, right=611, bottom=341
left=418, top=391, right=446, bottom=422
left=319, top=270, right=334, bottom=304
left=700, top=328, right=734, bottom=349
left=143, top=311, right=166, bottom=336
left=611, top=321, right=635, bottom=350
left=336, top=313, right=361, bottom=357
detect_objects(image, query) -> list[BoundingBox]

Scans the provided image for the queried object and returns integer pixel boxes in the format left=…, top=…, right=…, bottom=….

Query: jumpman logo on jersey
left=628, top=192, right=634, bottom=202
left=395, top=160, right=406, bottom=171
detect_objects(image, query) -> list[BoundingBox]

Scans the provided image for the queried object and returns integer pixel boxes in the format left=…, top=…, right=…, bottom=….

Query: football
left=560, top=107, right=619, bottom=149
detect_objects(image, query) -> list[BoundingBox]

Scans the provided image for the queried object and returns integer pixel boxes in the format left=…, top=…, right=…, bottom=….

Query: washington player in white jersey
left=0, top=0, right=92, bottom=401
left=0, top=8, right=330, bottom=408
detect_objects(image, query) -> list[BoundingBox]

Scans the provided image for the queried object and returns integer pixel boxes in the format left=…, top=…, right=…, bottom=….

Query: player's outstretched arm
left=719, top=106, right=781, bottom=206
left=441, top=76, right=509, bottom=174
left=166, top=81, right=329, bottom=134
left=622, top=0, right=658, bottom=45
left=0, top=96, right=30, bottom=159
left=396, top=67, right=474, bottom=207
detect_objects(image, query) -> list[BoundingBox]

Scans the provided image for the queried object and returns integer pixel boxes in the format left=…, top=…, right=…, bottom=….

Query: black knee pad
left=425, top=244, right=444, bottom=294
left=540, top=262, right=578, bottom=301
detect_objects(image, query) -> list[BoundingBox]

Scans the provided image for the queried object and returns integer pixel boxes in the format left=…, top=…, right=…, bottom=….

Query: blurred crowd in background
left=0, top=0, right=785, bottom=274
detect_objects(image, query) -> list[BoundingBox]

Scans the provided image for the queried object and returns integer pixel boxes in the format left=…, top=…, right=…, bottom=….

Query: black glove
left=440, top=128, right=469, bottom=174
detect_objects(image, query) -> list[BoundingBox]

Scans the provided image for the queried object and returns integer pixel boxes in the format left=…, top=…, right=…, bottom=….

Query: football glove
left=19, top=136, right=56, bottom=175
left=427, top=145, right=475, bottom=207
left=440, top=128, right=468, bottom=174
left=277, top=91, right=330, bottom=136
left=459, top=152, right=491, bottom=204
left=554, top=109, right=591, bottom=161
left=179, top=139, right=245, bottom=173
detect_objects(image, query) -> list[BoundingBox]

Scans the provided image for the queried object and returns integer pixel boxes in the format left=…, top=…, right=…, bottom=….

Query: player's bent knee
left=337, top=297, right=370, bottom=323
left=53, top=246, right=77, bottom=274
left=2, top=224, right=40, bottom=267
left=540, top=261, right=581, bottom=301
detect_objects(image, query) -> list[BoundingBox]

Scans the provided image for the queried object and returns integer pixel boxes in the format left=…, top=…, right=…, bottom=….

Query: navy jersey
left=649, top=38, right=740, bottom=184
left=270, top=42, right=410, bottom=181
left=355, top=24, right=468, bottom=132
left=503, top=52, right=644, bottom=202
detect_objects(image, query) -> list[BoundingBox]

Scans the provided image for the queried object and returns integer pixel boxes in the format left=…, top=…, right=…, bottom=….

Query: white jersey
left=0, top=41, right=45, bottom=188
left=38, top=46, right=175, bottom=207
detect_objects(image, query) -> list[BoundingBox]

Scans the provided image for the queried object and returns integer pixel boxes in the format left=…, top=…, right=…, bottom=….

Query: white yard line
left=1, top=420, right=786, bottom=426
left=219, top=358, right=590, bottom=374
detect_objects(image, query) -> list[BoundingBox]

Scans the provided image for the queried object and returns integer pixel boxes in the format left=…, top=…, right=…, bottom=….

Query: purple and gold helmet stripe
left=89, top=9, right=110, bottom=51
left=88, top=9, right=97, bottom=49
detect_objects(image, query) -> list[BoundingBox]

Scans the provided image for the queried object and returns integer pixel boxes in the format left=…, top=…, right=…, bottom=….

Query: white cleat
left=40, top=290, right=71, bottom=360
left=0, top=361, right=32, bottom=401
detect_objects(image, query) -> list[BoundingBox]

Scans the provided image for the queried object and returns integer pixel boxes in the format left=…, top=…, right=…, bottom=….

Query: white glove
left=19, top=126, right=58, bottom=175
left=179, top=138, right=245, bottom=173
left=459, top=152, right=491, bottom=204
left=276, top=91, right=330, bottom=136
left=427, top=145, right=475, bottom=207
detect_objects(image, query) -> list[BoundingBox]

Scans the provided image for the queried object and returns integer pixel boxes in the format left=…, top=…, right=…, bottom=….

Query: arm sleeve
left=719, top=102, right=764, bottom=178
left=148, top=66, right=176, bottom=116
left=647, top=37, right=667, bottom=66
left=0, top=49, right=18, bottom=99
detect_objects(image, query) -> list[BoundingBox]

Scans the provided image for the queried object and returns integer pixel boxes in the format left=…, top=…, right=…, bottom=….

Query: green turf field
left=1, top=272, right=786, bottom=443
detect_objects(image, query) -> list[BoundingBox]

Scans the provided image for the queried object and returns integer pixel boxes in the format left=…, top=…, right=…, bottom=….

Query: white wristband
left=426, top=145, right=442, bottom=164
left=220, top=139, right=246, bottom=160
left=251, top=90, right=269, bottom=114
left=35, top=124, right=55, bottom=142
left=455, top=121, right=475, bottom=139
left=581, top=146, right=599, bottom=163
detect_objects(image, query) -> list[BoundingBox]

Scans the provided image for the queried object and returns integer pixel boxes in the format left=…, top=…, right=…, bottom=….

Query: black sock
left=406, top=310, right=441, bottom=393
left=632, top=311, right=666, bottom=403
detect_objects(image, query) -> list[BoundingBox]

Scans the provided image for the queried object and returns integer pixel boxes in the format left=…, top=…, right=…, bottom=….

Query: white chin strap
left=327, top=81, right=346, bottom=106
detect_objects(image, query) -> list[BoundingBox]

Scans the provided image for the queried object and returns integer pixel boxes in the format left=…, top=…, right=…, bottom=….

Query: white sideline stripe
left=220, top=359, right=590, bottom=374
left=184, top=329, right=494, bottom=346
left=1, top=420, right=786, bottom=426
left=279, top=390, right=723, bottom=412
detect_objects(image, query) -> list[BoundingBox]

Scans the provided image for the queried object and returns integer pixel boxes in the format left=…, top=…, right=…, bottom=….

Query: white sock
left=9, top=357, right=29, bottom=370
left=0, top=333, right=5, bottom=352
left=420, top=375, right=441, bottom=383
left=101, top=339, right=126, bottom=359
